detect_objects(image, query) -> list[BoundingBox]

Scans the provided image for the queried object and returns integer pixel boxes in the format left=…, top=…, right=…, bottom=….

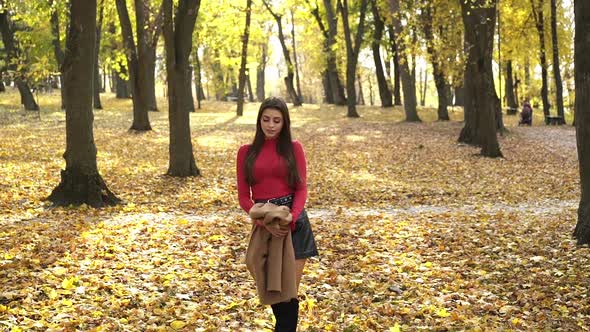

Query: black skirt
left=255, top=194, right=319, bottom=260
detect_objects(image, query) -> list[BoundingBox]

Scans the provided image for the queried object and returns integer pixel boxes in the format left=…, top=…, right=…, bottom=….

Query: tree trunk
left=551, top=0, right=565, bottom=124
left=371, top=0, right=392, bottom=107
left=387, top=26, right=402, bottom=105
left=163, top=0, right=201, bottom=177
left=459, top=0, right=502, bottom=158
left=263, top=1, right=302, bottom=106
left=532, top=0, right=551, bottom=122
left=246, top=69, right=255, bottom=102
left=338, top=0, right=368, bottom=118
left=48, top=0, right=120, bottom=207
left=356, top=73, right=365, bottom=105
left=186, top=66, right=195, bottom=112
left=193, top=46, right=205, bottom=109
left=115, top=64, right=131, bottom=98
left=116, top=0, right=161, bottom=130
left=454, top=85, right=465, bottom=106
left=0, top=71, right=4, bottom=92
left=323, top=0, right=347, bottom=105
left=291, top=10, right=303, bottom=101
left=308, top=0, right=346, bottom=105
left=49, top=0, right=66, bottom=109
left=0, top=9, right=39, bottom=111
left=237, top=0, right=253, bottom=116
left=574, top=0, right=590, bottom=245
left=256, top=41, right=267, bottom=102
left=505, top=60, right=518, bottom=109
left=390, top=0, right=420, bottom=121
left=93, top=1, right=104, bottom=110
left=421, top=69, right=428, bottom=106
left=421, top=6, right=449, bottom=120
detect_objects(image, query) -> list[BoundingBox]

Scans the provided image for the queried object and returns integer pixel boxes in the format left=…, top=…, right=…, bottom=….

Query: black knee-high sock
left=271, top=298, right=299, bottom=332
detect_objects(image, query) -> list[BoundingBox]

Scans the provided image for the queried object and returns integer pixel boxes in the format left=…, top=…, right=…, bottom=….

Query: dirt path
left=512, top=125, right=577, bottom=157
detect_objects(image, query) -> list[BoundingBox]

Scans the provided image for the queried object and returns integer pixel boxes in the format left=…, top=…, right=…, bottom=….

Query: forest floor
left=0, top=91, right=588, bottom=331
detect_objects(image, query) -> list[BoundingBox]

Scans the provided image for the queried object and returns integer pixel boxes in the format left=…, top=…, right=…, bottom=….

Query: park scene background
left=1, top=0, right=590, bottom=331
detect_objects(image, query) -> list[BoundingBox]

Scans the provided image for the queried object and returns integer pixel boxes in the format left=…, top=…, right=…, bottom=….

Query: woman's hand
left=265, top=224, right=289, bottom=237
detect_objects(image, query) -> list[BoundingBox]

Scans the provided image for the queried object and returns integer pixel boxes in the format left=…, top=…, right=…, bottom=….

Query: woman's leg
left=295, top=259, right=307, bottom=292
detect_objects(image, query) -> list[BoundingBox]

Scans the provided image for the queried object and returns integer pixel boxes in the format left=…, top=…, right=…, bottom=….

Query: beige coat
left=245, top=202, right=297, bottom=305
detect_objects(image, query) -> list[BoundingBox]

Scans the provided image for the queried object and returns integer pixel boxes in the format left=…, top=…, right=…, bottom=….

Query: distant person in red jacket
left=519, top=100, right=533, bottom=126
left=237, top=97, right=318, bottom=331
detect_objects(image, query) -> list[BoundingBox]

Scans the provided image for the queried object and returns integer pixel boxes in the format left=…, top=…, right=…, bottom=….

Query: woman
left=236, top=97, right=319, bottom=331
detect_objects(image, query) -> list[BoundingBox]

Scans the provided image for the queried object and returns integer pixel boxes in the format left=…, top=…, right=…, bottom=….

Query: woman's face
left=260, top=108, right=284, bottom=139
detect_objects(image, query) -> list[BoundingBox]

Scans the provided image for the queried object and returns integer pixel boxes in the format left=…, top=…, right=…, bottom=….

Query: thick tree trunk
left=93, top=2, right=104, bottom=110
left=371, top=0, right=392, bottom=107
left=263, top=2, right=302, bottom=106
left=551, top=0, right=565, bottom=124
left=0, top=9, right=39, bottom=111
left=48, top=0, right=119, bottom=207
left=532, top=0, right=551, bottom=122
left=505, top=60, right=518, bottom=109
left=390, top=0, right=420, bottom=121
left=574, top=0, right=590, bottom=245
left=459, top=0, right=502, bottom=158
left=339, top=0, right=368, bottom=118
left=163, top=0, right=201, bottom=177
left=323, top=0, right=347, bottom=105
left=387, top=26, right=402, bottom=105
left=237, top=0, right=253, bottom=116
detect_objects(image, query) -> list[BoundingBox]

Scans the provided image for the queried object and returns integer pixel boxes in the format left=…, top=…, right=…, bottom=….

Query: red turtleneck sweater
left=236, top=139, right=307, bottom=228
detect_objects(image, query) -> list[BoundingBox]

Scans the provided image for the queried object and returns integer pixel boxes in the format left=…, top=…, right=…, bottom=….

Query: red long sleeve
left=236, top=139, right=308, bottom=227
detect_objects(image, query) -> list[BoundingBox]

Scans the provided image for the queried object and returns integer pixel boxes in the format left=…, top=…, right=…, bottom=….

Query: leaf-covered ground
left=0, top=92, right=588, bottom=331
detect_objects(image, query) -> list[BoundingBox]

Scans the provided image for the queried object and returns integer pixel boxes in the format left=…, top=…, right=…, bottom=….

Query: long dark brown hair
left=244, top=97, right=301, bottom=188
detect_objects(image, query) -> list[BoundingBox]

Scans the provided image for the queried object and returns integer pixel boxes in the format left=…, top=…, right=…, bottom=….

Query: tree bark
left=263, top=1, right=302, bottom=106
left=163, top=0, right=201, bottom=177
left=421, top=5, right=449, bottom=120
left=93, top=1, right=104, bottom=110
left=505, top=60, right=518, bottom=109
left=116, top=0, right=163, bottom=130
left=48, top=0, right=120, bottom=207
left=49, top=0, right=66, bottom=109
left=532, top=0, right=551, bottom=123
left=421, top=69, right=428, bottom=106
left=0, top=7, right=39, bottom=111
left=246, top=69, right=254, bottom=102
left=256, top=41, right=267, bottom=102
left=237, top=0, right=252, bottom=116
left=371, top=0, right=392, bottom=107
left=574, top=0, right=590, bottom=244
left=338, top=0, right=368, bottom=118
left=291, top=10, right=303, bottom=101
left=387, top=26, right=402, bottom=105
left=550, top=0, right=565, bottom=124
left=459, top=0, right=502, bottom=158
left=390, top=0, right=420, bottom=121
left=356, top=73, right=365, bottom=105
left=193, top=46, right=205, bottom=109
